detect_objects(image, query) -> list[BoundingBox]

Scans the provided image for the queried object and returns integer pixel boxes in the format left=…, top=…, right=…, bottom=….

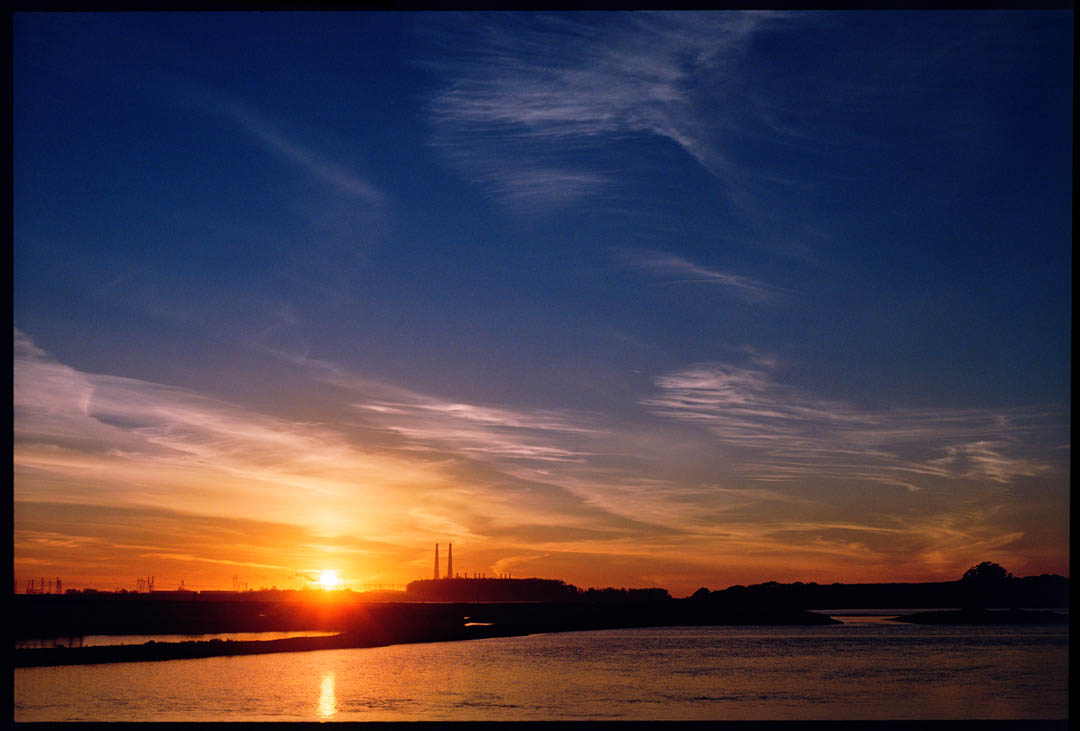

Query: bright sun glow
left=318, top=570, right=340, bottom=590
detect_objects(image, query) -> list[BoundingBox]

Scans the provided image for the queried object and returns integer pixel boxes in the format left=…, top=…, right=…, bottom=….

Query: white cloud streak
left=175, top=85, right=386, bottom=205
left=618, top=248, right=784, bottom=303
left=643, top=361, right=1066, bottom=490
left=231, top=108, right=387, bottom=205
left=352, top=393, right=604, bottom=463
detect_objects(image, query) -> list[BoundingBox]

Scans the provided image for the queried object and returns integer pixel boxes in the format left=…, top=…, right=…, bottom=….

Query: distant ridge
left=698, top=573, right=1069, bottom=610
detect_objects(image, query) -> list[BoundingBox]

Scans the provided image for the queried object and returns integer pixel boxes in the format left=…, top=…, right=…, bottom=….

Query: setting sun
left=318, top=571, right=341, bottom=590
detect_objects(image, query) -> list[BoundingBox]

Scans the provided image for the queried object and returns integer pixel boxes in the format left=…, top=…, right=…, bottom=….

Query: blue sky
left=13, top=11, right=1071, bottom=594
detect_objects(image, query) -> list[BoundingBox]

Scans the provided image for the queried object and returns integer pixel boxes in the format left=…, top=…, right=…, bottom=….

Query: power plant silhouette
left=412, top=544, right=577, bottom=602
left=432, top=543, right=510, bottom=581
left=414, top=545, right=669, bottom=602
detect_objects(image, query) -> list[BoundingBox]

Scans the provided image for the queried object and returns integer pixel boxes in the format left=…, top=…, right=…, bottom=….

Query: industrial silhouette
left=416, top=544, right=584, bottom=602
left=21, top=577, right=64, bottom=595
left=431, top=543, right=508, bottom=582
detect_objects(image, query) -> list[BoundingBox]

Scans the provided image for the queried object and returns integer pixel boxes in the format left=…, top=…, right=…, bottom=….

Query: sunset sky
left=14, top=11, right=1071, bottom=596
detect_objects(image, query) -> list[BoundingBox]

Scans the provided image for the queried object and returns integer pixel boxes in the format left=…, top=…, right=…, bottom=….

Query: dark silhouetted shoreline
left=13, top=596, right=838, bottom=667
left=701, top=573, right=1068, bottom=610
left=14, top=567, right=1068, bottom=667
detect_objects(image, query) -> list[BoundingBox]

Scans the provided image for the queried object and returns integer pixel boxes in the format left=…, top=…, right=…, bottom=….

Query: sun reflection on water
left=316, top=670, right=336, bottom=719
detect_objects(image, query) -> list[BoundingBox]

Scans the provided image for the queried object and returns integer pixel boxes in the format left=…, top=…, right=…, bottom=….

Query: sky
left=13, top=11, right=1071, bottom=597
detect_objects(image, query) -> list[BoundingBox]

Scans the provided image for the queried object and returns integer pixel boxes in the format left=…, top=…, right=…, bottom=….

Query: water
left=15, top=630, right=338, bottom=650
left=14, top=624, right=1067, bottom=721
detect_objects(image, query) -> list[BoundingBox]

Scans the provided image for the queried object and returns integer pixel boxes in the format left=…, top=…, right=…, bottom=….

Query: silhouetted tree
left=690, top=587, right=710, bottom=600
left=961, top=562, right=1012, bottom=583
left=960, top=562, right=1012, bottom=609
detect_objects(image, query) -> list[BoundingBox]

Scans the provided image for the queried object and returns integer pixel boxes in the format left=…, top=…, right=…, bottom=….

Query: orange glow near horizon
left=12, top=328, right=1070, bottom=598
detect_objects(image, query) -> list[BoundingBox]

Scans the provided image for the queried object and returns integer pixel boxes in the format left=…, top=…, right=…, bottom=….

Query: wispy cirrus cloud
left=13, top=328, right=450, bottom=534
left=352, top=392, right=605, bottom=464
left=643, top=361, right=1067, bottom=490
left=423, top=12, right=785, bottom=206
left=618, top=248, right=785, bottom=303
left=13, top=329, right=656, bottom=563
left=486, top=168, right=613, bottom=206
left=287, top=344, right=1067, bottom=535
left=226, top=103, right=387, bottom=206
left=180, top=86, right=387, bottom=206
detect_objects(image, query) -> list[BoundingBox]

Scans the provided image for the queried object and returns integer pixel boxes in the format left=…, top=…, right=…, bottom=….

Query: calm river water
left=14, top=623, right=1067, bottom=721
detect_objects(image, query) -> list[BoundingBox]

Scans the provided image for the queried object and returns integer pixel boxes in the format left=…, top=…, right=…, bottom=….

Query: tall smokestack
left=434, top=543, right=440, bottom=580
left=447, top=544, right=453, bottom=579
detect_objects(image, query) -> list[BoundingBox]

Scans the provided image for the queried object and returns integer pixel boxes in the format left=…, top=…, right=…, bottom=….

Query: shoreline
left=889, top=608, right=1069, bottom=625
left=14, top=609, right=838, bottom=667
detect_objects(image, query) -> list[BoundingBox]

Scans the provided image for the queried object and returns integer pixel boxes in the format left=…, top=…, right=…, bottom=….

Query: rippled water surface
left=14, top=624, right=1067, bottom=721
